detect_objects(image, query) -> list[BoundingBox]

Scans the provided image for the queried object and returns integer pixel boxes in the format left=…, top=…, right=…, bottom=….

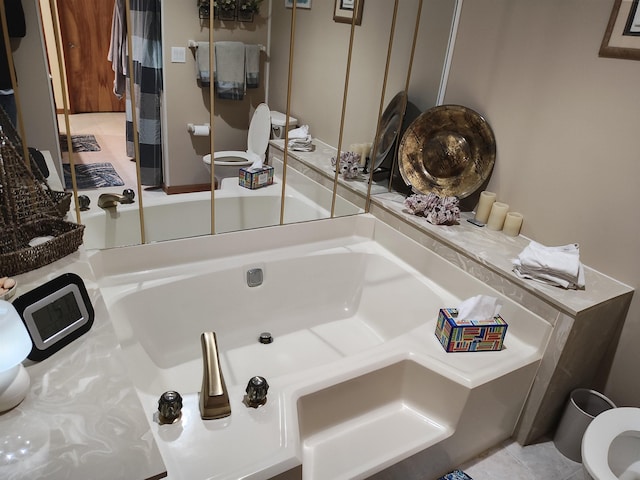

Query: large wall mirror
left=10, top=0, right=461, bottom=251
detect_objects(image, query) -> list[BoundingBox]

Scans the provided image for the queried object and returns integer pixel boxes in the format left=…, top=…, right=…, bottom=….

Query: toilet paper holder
left=187, top=123, right=210, bottom=136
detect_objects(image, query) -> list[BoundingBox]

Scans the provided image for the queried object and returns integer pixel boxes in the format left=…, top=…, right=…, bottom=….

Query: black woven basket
left=0, top=214, right=84, bottom=276
left=0, top=126, right=83, bottom=276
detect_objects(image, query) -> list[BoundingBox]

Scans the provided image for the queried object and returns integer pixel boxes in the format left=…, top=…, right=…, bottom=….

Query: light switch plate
left=171, top=47, right=186, bottom=63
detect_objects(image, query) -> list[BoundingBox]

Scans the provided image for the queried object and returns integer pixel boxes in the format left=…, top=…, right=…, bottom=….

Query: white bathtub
left=94, top=215, right=551, bottom=480
left=79, top=180, right=356, bottom=250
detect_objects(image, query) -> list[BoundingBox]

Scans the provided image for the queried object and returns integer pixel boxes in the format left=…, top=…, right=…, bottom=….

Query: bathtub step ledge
left=301, top=402, right=452, bottom=480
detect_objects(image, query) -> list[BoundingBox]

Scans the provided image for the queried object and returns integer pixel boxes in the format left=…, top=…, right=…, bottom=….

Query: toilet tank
left=270, top=111, right=298, bottom=139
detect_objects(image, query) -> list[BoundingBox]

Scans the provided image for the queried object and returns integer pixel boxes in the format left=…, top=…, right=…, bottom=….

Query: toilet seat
left=203, top=103, right=272, bottom=180
left=204, top=151, right=256, bottom=166
left=583, top=407, right=640, bottom=480
left=246, top=103, right=271, bottom=157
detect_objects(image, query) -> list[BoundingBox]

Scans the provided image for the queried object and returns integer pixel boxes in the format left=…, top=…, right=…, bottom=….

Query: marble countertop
left=269, top=138, right=389, bottom=197
left=370, top=191, right=634, bottom=317
left=271, top=138, right=633, bottom=316
left=0, top=250, right=166, bottom=480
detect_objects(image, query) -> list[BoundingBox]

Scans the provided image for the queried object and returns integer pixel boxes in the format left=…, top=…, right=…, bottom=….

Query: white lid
left=248, top=103, right=272, bottom=155
left=270, top=110, right=298, bottom=127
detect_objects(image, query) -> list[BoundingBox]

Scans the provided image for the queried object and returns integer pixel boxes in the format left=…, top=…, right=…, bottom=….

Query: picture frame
left=285, top=0, right=311, bottom=9
left=600, top=0, right=640, bottom=61
left=333, top=0, right=364, bottom=25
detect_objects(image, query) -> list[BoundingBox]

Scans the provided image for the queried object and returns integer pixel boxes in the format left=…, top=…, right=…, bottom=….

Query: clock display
left=31, top=291, right=83, bottom=342
left=12, top=273, right=94, bottom=361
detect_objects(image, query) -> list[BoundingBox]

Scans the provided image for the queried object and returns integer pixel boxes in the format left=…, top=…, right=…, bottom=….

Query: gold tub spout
left=199, top=332, right=231, bottom=420
left=97, top=189, right=135, bottom=209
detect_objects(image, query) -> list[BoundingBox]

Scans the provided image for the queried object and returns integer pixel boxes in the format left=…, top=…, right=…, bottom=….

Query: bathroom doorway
left=40, top=0, right=136, bottom=196
left=56, top=0, right=124, bottom=113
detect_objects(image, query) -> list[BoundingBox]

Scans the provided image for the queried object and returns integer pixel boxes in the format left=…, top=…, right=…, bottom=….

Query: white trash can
left=553, top=388, right=616, bottom=462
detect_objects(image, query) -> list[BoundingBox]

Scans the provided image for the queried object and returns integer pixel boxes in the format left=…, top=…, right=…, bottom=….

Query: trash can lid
left=270, top=111, right=298, bottom=127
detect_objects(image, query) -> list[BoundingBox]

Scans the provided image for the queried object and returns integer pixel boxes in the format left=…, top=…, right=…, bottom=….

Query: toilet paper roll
left=188, top=124, right=210, bottom=136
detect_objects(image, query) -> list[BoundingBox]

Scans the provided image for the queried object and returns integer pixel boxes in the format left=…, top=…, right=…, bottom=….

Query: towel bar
left=188, top=40, right=266, bottom=52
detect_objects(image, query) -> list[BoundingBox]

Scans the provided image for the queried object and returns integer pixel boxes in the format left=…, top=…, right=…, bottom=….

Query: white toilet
left=582, top=407, right=640, bottom=480
left=203, top=103, right=271, bottom=182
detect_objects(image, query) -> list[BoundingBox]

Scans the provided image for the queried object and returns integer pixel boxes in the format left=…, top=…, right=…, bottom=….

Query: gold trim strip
left=124, top=0, right=146, bottom=244
left=330, top=0, right=360, bottom=218
left=365, top=0, right=400, bottom=212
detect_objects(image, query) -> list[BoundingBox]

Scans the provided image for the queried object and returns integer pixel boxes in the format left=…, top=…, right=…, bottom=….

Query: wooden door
left=57, top=0, right=124, bottom=113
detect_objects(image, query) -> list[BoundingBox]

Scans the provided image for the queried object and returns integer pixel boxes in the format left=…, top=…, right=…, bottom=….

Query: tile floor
left=58, top=112, right=139, bottom=189
left=458, top=437, right=588, bottom=480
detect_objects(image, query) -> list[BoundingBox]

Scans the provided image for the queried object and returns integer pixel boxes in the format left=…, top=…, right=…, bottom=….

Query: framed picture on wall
left=600, top=0, right=640, bottom=60
left=333, top=0, right=364, bottom=25
left=285, top=0, right=311, bottom=9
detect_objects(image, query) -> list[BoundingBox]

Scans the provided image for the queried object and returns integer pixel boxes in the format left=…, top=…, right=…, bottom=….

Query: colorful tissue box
left=239, top=165, right=274, bottom=189
left=437, top=470, right=474, bottom=480
left=435, top=308, right=507, bottom=352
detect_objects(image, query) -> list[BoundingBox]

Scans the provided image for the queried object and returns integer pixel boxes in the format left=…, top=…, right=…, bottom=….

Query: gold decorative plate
left=372, top=92, right=406, bottom=170
left=398, top=105, right=495, bottom=198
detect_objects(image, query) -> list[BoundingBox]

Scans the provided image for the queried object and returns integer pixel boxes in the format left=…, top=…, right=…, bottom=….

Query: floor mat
left=63, top=162, right=125, bottom=189
left=60, top=134, right=101, bottom=152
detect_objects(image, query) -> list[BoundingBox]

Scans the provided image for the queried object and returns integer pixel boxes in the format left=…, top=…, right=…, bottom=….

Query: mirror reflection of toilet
left=582, top=407, right=640, bottom=480
left=203, top=103, right=272, bottom=183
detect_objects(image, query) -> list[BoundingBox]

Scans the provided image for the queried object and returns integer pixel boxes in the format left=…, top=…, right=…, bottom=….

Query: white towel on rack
left=195, top=41, right=211, bottom=85
left=245, top=44, right=260, bottom=88
left=215, top=41, right=246, bottom=100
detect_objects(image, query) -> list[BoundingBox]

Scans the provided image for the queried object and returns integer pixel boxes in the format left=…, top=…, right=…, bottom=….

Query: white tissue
left=248, top=152, right=263, bottom=170
left=288, top=125, right=309, bottom=139
left=457, top=295, right=502, bottom=321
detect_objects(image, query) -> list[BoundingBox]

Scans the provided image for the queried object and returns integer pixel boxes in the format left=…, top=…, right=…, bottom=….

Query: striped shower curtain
left=109, top=0, right=163, bottom=187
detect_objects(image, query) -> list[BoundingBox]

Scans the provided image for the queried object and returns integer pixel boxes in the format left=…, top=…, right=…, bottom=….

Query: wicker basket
left=0, top=105, right=71, bottom=219
left=0, top=127, right=84, bottom=277
left=0, top=214, right=84, bottom=276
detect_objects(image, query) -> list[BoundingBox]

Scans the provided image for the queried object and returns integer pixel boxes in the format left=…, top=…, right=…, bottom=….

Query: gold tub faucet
left=199, top=332, right=231, bottom=420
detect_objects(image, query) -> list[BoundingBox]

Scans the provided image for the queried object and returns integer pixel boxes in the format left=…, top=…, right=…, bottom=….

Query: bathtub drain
left=247, top=268, right=264, bottom=287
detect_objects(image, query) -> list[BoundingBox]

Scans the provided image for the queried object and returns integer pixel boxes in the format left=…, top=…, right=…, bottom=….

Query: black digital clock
left=12, top=273, right=94, bottom=361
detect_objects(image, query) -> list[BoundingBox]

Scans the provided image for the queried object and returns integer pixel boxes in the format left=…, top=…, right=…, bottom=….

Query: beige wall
left=268, top=0, right=455, bottom=149
left=163, top=0, right=454, bottom=188
left=12, top=0, right=60, bottom=165
left=445, top=0, right=640, bottom=405
left=39, top=0, right=65, bottom=110
left=161, top=2, right=269, bottom=188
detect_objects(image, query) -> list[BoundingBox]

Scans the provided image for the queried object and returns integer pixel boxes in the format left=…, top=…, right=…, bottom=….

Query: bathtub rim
left=92, top=214, right=553, bottom=480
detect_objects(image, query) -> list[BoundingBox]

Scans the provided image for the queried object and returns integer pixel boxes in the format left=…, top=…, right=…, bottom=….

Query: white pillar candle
left=486, top=202, right=509, bottom=231
left=503, top=212, right=523, bottom=236
left=474, top=191, right=497, bottom=224
left=355, top=144, right=365, bottom=166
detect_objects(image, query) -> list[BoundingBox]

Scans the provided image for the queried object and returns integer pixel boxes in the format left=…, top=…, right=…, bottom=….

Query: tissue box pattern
left=437, top=470, right=474, bottom=480
left=435, top=308, right=507, bottom=352
left=239, top=165, right=274, bottom=189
